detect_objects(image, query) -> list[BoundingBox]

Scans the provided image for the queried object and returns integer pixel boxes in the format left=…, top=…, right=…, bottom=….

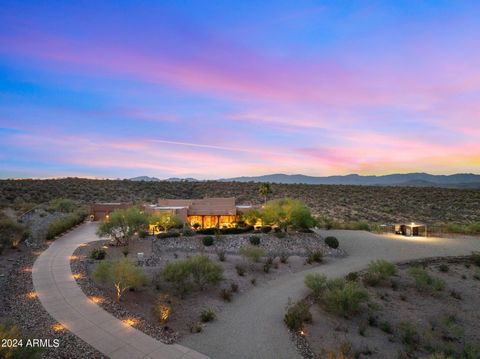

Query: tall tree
left=96, top=207, right=149, bottom=246
left=259, top=183, right=272, bottom=205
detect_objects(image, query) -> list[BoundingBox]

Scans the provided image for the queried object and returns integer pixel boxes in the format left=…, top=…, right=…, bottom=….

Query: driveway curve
left=181, top=230, right=480, bottom=359
left=32, top=222, right=209, bottom=359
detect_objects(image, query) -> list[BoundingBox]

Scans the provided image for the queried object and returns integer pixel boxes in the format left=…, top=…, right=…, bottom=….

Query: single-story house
left=144, top=197, right=252, bottom=229
left=91, top=202, right=132, bottom=221
left=394, top=222, right=427, bottom=237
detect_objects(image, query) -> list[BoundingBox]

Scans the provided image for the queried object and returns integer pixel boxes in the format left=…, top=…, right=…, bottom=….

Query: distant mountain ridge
left=222, top=173, right=480, bottom=188
left=128, top=173, right=480, bottom=188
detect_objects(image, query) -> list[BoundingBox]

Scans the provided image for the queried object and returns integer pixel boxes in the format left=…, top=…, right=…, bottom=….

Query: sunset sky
left=1, top=1, right=480, bottom=179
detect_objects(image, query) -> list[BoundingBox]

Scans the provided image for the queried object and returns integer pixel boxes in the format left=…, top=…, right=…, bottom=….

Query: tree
left=149, top=212, right=183, bottom=233
left=259, top=183, right=272, bottom=205
left=96, top=207, right=149, bottom=246
left=0, top=218, right=26, bottom=250
left=261, top=198, right=316, bottom=231
left=94, top=259, right=146, bottom=301
left=242, top=208, right=262, bottom=227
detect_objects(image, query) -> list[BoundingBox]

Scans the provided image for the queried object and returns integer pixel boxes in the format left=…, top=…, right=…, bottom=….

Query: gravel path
left=180, top=230, right=480, bottom=359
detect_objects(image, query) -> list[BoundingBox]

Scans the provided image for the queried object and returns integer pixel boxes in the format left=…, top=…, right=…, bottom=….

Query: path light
left=122, top=318, right=138, bottom=327
left=52, top=323, right=65, bottom=332
left=69, top=255, right=79, bottom=261
left=299, top=328, right=307, bottom=337
left=159, top=305, right=171, bottom=323
left=90, top=296, right=104, bottom=304
left=22, top=267, right=32, bottom=273
left=72, top=273, right=83, bottom=280
left=26, top=291, right=37, bottom=299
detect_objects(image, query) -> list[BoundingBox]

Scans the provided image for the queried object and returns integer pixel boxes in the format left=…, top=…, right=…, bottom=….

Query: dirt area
left=304, top=257, right=480, bottom=358
left=74, top=234, right=336, bottom=340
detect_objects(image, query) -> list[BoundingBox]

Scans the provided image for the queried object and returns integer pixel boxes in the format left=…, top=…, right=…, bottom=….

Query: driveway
left=180, top=230, right=480, bottom=359
left=32, top=222, right=208, bottom=359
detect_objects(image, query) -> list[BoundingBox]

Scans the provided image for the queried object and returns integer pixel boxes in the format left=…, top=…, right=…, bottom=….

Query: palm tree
left=259, top=183, right=272, bottom=205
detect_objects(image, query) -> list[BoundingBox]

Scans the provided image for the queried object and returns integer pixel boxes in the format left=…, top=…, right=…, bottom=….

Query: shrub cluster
left=161, top=255, right=223, bottom=295
left=249, top=235, right=261, bottom=246
left=156, top=232, right=180, bottom=239
left=90, top=248, right=107, bottom=260
left=324, top=236, right=339, bottom=249
left=305, top=274, right=369, bottom=317
left=408, top=266, right=445, bottom=292
left=197, top=226, right=254, bottom=235
left=240, top=245, right=265, bottom=263
left=284, top=300, right=312, bottom=331
left=0, top=217, right=27, bottom=252
left=202, top=236, right=214, bottom=246
left=364, top=259, right=396, bottom=286
left=200, top=309, right=216, bottom=322
left=305, top=247, right=323, bottom=264
left=46, top=211, right=87, bottom=240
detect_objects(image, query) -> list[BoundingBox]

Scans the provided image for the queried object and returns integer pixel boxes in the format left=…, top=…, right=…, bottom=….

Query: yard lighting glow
left=52, top=323, right=65, bottom=332
left=299, top=329, right=306, bottom=336
left=90, top=296, right=104, bottom=304
left=72, top=273, right=83, bottom=280
left=22, top=267, right=32, bottom=273
left=69, top=255, right=79, bottom=260
left=26, top=291, right=37, bottom=299
left=122, top=318, right=138, bottom=327
left=158, top=305, right=171, bottom=323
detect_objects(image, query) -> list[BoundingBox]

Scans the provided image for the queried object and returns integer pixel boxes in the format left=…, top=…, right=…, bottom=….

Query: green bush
left=240, top=245, right=265, bottom=263
left=235, top=264, right=246, bottom=276
left=305, top=248, right=323, bottom=264
left=0, top=321, right=43, bottom=359
left=323, top=279, right=369, bottom=316
left=162, top=255, right=223, bottom=295
left=439, top=264, right=449, bottom=272
left=90, top=248, right=106, bottom=260
left=260, top=226, right=272, bottom=233
left=202, top=236, right=214, bottom=246
left=305, top=273, right=327, bottom=299
left=200, top=309, right=216, bottom=322
left=398, top=321, right=420, bottom=350
left=408, top=266, right=445, bottom=292
left=249, top=235, right=261, bottom=246
left=325, top=236, right=339, bottom=249
left=48, top=198, right=76, bottom=213
left=284, top=300, right=312, bottom=331
left=216, top=248, right=226, bottom=262
left=46, top=211, right=87, bottom=240
left=0, top=218, right=27, bottom=249
left=220, top=288, right=232, bottom=302
left=93, top=259, right=147, bottom=301
left=367, top=260, right=396, bottom=280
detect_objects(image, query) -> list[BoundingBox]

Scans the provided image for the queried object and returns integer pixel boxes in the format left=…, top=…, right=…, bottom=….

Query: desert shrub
left=156, top=231, right=180, bottom=239
left=279, top=252, right=289, bottom=263
left=48, top=198, right=76, bottom=213
left=305, top=273, right=327, bottom=299
left=200, top=309, right=216, bottom=322
left=182, top=228, right=194, bottom=236
left=260, top=226, right=272, bottom=233
left=0, top=218, right=27, bottom=249
left=325, top=236, right=339, bottom=249
left=249, top=235, right=261, bottom=246
left=46, top=211, right=87, bottom=240
left=202, top=236, right=214, bottom=246
left=220, top=288, right=232, bottom=302
left=90, top=248, right=106, bottom=260
left=398, top=321, right=420, bottom=350
left=379, top=320, right=393, bottom=334
left=284, top=300, right=312, bottom=331
left=367, top=259, right=396, bottom=280
left=218, top=226, right=254, bottom=235
left=274, top=231, right=286, bottom=238
left=235, top=264, right=246, bottom=276
left=162, top=255, right=223, bottom=295
left=93, top=259, right=147, bottom=301
left=216, top=247, right=226, bottom=262
left=471, top=252, right=480, bottom=267
left=439, top=264, right=449, bottom=272
left=305, top=247, right=323, bottom=264
left=240, top=245, right=265, bottom=263
left=97, top=207, right=148, bottom=246
left=408, top=266, right=445, bottom=292
left=0, top=321, right=43, bottom=358
left=250, top=278, right=256, bottom=285
left=323, top=279, right=369, bottom=316
left=345, top=272, right=359, bottom=282
left=153, top=295, right=172, bottom=323
left=435, top=313, right=464, bottom=341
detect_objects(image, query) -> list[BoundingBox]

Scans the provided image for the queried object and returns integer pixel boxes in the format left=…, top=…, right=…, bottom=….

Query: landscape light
left=52, top=323, right=65, bottom=332
left=26, top=291, right=37, bottom=299
left=22, top=267, right=32, bottom=273
left=90, top=296, right=104, bottom=304
left=122, top=318, right=138, bottom=327
left=69, top=255, right=79, bottom=260
left=72, top=273, right=83, bottom=280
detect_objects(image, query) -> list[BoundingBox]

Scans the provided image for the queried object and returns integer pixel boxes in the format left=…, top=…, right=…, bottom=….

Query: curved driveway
left=181, top=230, right=480, bottom=359
left=32, top=222, right=208, bottom=359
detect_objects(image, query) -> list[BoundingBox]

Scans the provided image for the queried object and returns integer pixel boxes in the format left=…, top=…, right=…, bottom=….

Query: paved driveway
left=32, top=222, right=208, bottom=359
left=181, top=230, right=480, bottom=359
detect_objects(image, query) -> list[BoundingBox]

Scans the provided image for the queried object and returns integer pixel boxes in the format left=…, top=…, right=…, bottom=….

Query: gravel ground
left=0, top=246, right=104, bottom=359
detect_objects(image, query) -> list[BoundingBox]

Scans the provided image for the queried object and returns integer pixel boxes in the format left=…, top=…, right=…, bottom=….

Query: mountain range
left=129, top=173, right=480, bottom=188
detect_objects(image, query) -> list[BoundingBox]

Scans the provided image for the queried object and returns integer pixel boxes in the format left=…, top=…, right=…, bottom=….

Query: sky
left=1, top=1, right=480, bottom=179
